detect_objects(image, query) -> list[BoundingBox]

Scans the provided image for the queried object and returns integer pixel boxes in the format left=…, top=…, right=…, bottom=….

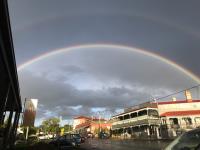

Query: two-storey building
left=111, top=102, right=161, bottom=139
left=111, top=92, right=200, bottom=139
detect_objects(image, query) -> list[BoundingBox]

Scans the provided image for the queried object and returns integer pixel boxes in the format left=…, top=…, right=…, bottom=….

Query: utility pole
left=98, top=112, right=101, bottom=133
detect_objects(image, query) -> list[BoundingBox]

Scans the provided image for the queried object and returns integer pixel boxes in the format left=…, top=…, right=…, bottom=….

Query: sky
left=7, top=0, right=200, bottom=126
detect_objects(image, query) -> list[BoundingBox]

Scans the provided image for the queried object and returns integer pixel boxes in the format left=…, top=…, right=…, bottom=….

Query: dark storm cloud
left=19, top=70, right=152, bottom=120
left=19, top=70, right=150, bottom=108
left=8, top=0, right=200, bottom=77
left=18, top=48, right=199, bottom=122
left=68, top=48, right=197, bottom=89
left=7, top=0, right=200, bottom=124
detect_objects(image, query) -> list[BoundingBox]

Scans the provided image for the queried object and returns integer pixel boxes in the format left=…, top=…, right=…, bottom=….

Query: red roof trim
left=75, top=122, right=91, bottom=129
left=157, top=100, right=200, bottom=105
left=74, top=116, right=91, bottom=119
left=74, top=116, right=107, bottom=121
left=161, top=110, right=200, bottom=117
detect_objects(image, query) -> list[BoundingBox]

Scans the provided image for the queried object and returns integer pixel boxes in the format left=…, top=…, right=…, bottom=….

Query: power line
left=156, top=84, right=200, bottom=101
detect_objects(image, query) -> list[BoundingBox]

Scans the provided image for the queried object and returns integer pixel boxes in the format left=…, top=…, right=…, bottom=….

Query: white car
left=38, top=133, right=49, bottom=140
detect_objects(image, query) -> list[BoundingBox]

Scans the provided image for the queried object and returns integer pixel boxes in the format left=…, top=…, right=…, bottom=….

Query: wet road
left=81, top=138, right=171, bottom=150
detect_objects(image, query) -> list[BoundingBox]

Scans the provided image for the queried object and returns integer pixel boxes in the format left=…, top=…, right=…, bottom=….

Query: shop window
left=169, top=118, right=179, bottom=125
left=182, top=117, right=192, bottom=125
left=195, top=117, right=200, bottom=124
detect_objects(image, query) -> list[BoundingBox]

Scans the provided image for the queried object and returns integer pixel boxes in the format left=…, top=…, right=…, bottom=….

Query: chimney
left=185, top=90, right=192, bottom=102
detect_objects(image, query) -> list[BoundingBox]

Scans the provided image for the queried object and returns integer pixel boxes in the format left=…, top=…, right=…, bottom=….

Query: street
left=80, top=138, right=171, bottom=150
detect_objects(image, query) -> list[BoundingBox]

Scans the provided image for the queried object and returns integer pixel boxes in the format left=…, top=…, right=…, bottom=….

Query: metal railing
left=112, top=115, right=160, bottom=129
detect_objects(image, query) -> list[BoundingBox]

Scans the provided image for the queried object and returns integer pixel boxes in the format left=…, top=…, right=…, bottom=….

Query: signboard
left=23, top=99, right=38, bottom=127
left=60, top=128, right=65, bottom=136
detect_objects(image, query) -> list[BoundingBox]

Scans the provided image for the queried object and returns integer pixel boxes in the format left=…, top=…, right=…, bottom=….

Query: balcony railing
left=112, top=115, right=160, bottom=129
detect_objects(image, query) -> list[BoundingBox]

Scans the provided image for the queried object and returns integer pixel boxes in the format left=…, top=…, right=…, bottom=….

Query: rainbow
left=17, top=44, right=200, bottom=83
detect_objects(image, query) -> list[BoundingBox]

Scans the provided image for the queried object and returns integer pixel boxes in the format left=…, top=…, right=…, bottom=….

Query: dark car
left=99, top=132, right=110, bottom=139
left=70, top=134, right=82, bottom=144
left=49, top=134, right=80, bottom=149
left=165, top=128, right=200, bottom=150
left=80, top=136, right=86, bottom=143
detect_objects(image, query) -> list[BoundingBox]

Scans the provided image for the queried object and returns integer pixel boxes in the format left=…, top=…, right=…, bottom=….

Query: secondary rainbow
left=17, top=44, right=200, bottom=83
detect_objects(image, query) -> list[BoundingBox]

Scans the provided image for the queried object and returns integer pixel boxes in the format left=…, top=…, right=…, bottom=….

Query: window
left=118, top=116, right=123, bottom=121
left=182, top=117, right=192, bottom=125
left=124, top=114, right=130, bottom=120
left=195, top=117, right=200, bottom=124
left=130, top=112, right=137, bottom=118
left=138, top=110, right=147, bottom=116
left=169, top=118, right=179, bottom=125
left=148, top=109, right=159, bottom=117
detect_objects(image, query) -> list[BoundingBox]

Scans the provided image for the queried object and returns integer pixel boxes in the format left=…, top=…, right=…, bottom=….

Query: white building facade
left=111, top=99, right=200, bottom=139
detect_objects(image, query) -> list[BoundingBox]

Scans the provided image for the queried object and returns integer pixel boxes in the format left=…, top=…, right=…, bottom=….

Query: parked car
left=99, top=132, right=110, bottom=139
left=87, top=132, right=94, bottom=138
left=0, top=128, right=4, bottom=148
left=38, top=133, right=51, bottom=140
left=49, top=134, right=80, bottom=149
left=165, top=128, right=200, bottom=150
left=70, top=134, right=82, bottom=144
left=80, top=136, right=86, bottom=143
left=14, top=133, right=26, bottom=146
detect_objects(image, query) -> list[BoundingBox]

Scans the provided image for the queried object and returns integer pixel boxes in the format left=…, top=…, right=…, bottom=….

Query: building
left=73, top=116, right=111, bottom=137
left=22, top=99, right=38, bottom=127
left=111, top=102, right=161, bottom=139
left=0, top=0, right=22, bottom=149
left=158, top=99, right=200, bottom=138
left=111, top=92, right=200, bottom=139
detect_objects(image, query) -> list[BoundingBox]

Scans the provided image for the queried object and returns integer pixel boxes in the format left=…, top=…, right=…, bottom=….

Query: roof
left=157, top=100, right=200, bottom=105
left=75, top=122, right=91, bottom=129
left=160, top=110, right=200, bottom=117
left=74, top=116, right=106, bottom=121
left=111, top=100, right=200, bottom=118
left=112, top=106, right=157, bottom=118
left=74, top=116, right=91, bottom=119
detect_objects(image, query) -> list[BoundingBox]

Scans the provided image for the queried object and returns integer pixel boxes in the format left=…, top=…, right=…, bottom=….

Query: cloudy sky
left=8, top=0, right=200, bottom=125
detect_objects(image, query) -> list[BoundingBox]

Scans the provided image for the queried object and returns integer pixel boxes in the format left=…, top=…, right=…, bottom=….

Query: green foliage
left=63, top=124, right=73, bottom=132
left=29, top=127, right=37, bottom=135
left=21, top=126, right=37, bottom=136
left=40, top=117, right=60, bottom=134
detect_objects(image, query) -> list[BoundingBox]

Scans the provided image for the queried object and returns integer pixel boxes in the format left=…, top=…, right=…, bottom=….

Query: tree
left=22, top=126, right=37, bottom=136
left=41, top=117, right=60, bottom=135
left=63, top=124, right=73, bottom=132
